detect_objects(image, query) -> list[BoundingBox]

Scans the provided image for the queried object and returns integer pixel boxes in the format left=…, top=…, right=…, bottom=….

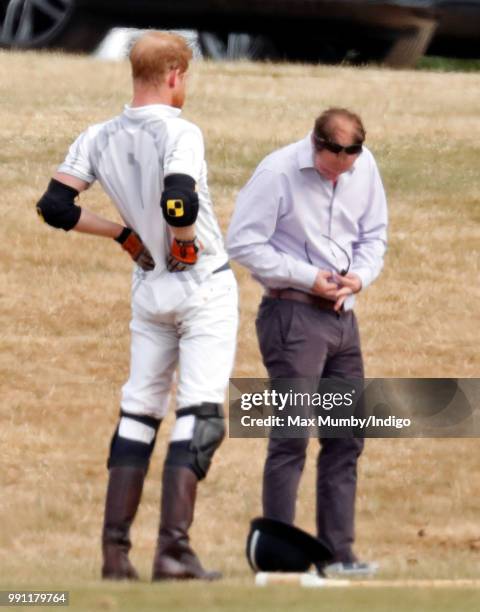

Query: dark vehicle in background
left=0, top=1, right=479, bottom=67
left=428, top=1, right=480, bottom=58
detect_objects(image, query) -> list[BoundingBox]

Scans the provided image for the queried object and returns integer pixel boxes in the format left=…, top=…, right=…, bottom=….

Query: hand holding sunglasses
left=332, top=272, right=363, bottom=311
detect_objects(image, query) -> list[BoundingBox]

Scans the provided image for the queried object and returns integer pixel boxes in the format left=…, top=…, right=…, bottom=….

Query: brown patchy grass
left=1, top=50, right=480, bottom=595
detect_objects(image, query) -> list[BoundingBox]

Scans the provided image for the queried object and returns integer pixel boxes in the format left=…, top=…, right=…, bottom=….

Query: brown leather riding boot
left=102, top=466, right=146, bottom=580
left=152, top=465, right=221, bottom=581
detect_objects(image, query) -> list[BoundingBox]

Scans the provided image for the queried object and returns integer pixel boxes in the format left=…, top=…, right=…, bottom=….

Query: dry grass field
left=0, top=50, right=479, bottom=610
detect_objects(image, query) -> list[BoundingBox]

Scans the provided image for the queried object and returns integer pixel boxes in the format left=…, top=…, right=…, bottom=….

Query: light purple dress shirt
left=226, top=134, right=388, bottom=309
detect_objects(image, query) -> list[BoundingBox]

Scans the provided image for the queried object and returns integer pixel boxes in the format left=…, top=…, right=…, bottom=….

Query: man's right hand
left=114, top=227, right=155, bottom=271
left=167, top=237, right=201, bottom=272
left=311, top=270, right=338, bottom=300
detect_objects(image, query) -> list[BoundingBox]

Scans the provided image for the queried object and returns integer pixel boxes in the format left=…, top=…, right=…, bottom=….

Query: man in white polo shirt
left=36, top=31, right=238, bottom=581
left=227, top=108, right=387, bottom=576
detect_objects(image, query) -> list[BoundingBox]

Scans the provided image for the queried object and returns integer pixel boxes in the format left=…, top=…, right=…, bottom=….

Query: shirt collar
left=297, top=132, right=358, bottom=176
left=297, top=133, right=316, bottom=169
left=123, top=104, right=182, bottom=119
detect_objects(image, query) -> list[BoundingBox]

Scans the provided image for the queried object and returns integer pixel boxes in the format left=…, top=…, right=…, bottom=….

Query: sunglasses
left=315, top=137, right=363, bottom=156
left=305, top=236, right=351, bottom=276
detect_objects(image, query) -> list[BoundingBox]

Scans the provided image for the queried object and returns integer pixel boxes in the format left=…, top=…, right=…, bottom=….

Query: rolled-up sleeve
left=227, top=169, right=318, bottom=290
left=350, top=157, right=388, bottom=289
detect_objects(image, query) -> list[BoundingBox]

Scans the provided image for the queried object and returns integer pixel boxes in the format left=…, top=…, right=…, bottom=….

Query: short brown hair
left=313, top=108, right=366, bottom=148
left=129, top=31, right=192, bottom=85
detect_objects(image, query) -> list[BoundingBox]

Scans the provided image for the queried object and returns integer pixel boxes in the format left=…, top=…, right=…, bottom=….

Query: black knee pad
left=165, top=403, right=225, bottom=480
left=107, top=411, right=161, bottom=471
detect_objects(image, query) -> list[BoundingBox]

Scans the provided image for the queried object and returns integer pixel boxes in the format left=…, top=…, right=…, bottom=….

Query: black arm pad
left=160, top=173, right=199, bottom=228
left=36, top=178, right=82, bottom=231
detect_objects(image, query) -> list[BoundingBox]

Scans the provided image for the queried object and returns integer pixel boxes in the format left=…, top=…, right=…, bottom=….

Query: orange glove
left=115, top=227, right=155, bottom=271
left=167, top=237, right=201, bottom=272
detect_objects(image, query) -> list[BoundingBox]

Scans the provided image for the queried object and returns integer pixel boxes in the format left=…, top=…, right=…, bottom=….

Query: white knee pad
left=108, top=410, right=161, bottom=471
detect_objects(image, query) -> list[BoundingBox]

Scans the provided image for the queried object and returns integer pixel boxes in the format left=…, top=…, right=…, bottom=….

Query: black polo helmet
left=246, top=517, right=333, bottom=575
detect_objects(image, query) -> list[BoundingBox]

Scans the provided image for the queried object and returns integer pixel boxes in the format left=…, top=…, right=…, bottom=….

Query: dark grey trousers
left=256, top=296, right=365, bottom=563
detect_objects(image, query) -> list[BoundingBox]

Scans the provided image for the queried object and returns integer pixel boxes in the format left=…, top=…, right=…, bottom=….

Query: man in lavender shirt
left=227, top=108, right=388, bottom=575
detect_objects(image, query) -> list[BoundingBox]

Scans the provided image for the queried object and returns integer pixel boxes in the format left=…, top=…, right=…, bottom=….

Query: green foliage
left=417, top=56, right=480, bottom=72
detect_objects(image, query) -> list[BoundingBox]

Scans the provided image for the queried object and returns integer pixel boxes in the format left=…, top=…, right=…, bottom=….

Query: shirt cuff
left=350, top=267, right=373, bottom=291
left=292, top=261, right=319, bottom=291
left=343, top=294, right=356, bottom=311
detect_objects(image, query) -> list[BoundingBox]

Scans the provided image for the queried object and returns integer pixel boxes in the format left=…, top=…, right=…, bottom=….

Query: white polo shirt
left=58, top=104, right=228, bottom=310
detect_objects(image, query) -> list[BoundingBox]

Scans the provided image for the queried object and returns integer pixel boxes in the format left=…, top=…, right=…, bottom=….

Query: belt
left=266, top=288, right=341, bottom=312
left=213, top=261, right=231, bottom=274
